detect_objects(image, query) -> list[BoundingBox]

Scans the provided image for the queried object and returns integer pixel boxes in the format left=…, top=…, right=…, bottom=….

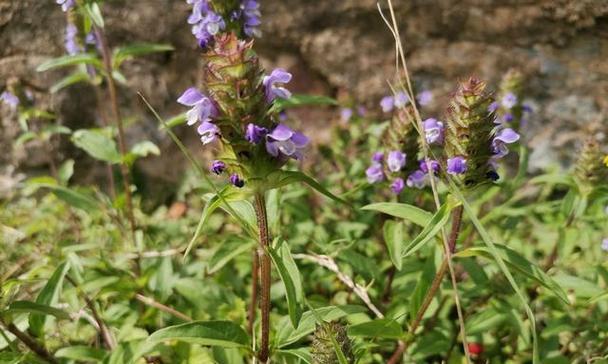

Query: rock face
left=1, top=0, right=607, bottom=190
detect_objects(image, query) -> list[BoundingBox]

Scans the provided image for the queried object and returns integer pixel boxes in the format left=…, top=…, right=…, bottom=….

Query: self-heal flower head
left=406, top=170, right=427, bottom=189
left=417, top=90, right=433, bottom=106
left=340, top=108, right=353, bottom=122
left=266, top=124, right=309, bottom=160
left=387, top=151, right=406, bottom=173
left=419, top=159, right=440, bottom=174
left=56, top=0, right=75, bottom=12
left=394, top=92, right=409, bottom=108
left=0, top=91, right=19, bottom=110
left=447, top=157, right=467, bottom=175
left=230, top=173, right=245, bottom=188
left=492, top=128, right=520, bottom=158
left=65, top=23, right=81, bottom=55
left=391, top=178, right=405, bottom=194
left=245, top=123, right=268, bottom=144
left=177, top=87, right=218, bottom=126
left=210, top=160, right=226, bottom=175
left=197, top=121, right=221, bottom=144
left=422, top=118, right=445, bottom=144
left=602, top=238, right=608, bottom=252
left=501, top=92, right=518, bottom=109
left=366, top=163, right=384, bottom=184
left=263, top=69, right=292, bottom=103
left=372, top=152, right=384, bottom=163
left=380, top=96, right=394, bottom=113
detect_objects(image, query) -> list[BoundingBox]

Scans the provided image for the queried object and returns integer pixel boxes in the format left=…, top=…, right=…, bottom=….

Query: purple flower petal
left=391, top=178, right=405, bottom=194
left=394, top=92, right=409, bottom=108
left=422, top=118, right=444, bottom=144
left=387, top=151, right=406, bottom=173
left=177, top=87, right=205, bottom=106
left=406, top=170, right=427, bottom=189
left=380, top=96, right=394, bottom=113
left=447, top=157, right=467, bottom=175
left=263, top=68, right=293, bottom=102
left=366, top=163, right=384, bottom=184
left=602, top=238, right=608, bottom=252
left=494, top=128, right=520, bottom=144
left=372, top=152, right=384, bottom=163
left=197, top=121, right=220, bottom=144
left=416, top=90, right=433, bottom=106
left=268, top=124, right=294, bottom=141
left=501, top=92, right=517, bottom=109
left=245, top=123, right=268, bottom=144
left=291, top=132, right=309, bottom=147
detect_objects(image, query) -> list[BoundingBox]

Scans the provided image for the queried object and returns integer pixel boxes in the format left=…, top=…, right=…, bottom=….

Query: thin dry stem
left=134, top=293, right=193, bottom=322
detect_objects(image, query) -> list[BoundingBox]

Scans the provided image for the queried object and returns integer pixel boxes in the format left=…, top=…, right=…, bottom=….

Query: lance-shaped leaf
left=37, top=54, right=102, bottom=72
left=401, top=202, right=454, bottom=258
left=269, top=241, right=303, bottom=328
left=29, top=262, right=70, bottom=337
left=347, top=318, right=403, bottom=339
left=362, top=202, right=432, bottom=227
left=146, top=321, right=249, bottom=348
left=113, top=43, right=174, bottom=68
left=383, top=220, right=404, bottom=270
left=268, top=94, right=337, bottom=114
left=268, top=170, right=349, bottom=205
left=71, top=129, right=121, bottom=164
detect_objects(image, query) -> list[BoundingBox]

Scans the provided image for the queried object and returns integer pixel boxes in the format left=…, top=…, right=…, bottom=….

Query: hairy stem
left=254, top=193, right=271, bottom=363
left=248, top=249, right=260, bottom=336
left=0, top=319, right=58, bottom=364
left=387, top=205, right=464, bottom=364
left=94, top=27, right=136, bottom=242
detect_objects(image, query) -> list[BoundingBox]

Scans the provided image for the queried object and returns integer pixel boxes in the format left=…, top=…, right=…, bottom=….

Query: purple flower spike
left=406, top=170, right=427, bottom=189
left=447, top=157, right=467, bottom=175
left=245, top=123, right=268, bottom=144
left=65, top=24, right=81, bottom=55
left=394, top=92, right=409, bottom=108
left=230, top=173, right=245, bottom=188
left=417, top=90, right=433, bottom=106
left=419, top=159, right=440, bottom=174
left=488, top=101, right=499, bottom=113
left=391, top=178, right=405, bottom=194
left=340, top=108, right=353, bottom=122
left=210, top=160, right=226, bottom=175
left=263, top=68, right=292, bottom=103
left=0, top=91, right=19, bottom=109
left=372, top=152, right=384, bottom=163
left=501, top=92, right=518, bottom=109
left=492, top=128, right=520, bottom=158
left=366, top=164, right=384, bottom=184
left=387, top=151, right=406, bottom=173
left=177, top=87, right=218, bottom=126
left=602, top=238, right=608, bottom=252
left=56, top=0, right=76, bottom=12
left=197, top=121, right=221, bottom=144
left=242, top=0, right=262, bottom=37
left=266, top=124, right=309, bottom=160
left=422, top=118, right=445, bottom=144
left=380, top=96, right=394, bottom=113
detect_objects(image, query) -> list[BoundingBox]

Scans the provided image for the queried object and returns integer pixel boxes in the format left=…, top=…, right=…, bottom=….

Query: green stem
left=387, top=205, right=464, bottom=364
left=254, top=193, right=271, bottom=363
left=0, top=319, right=58, bottom=364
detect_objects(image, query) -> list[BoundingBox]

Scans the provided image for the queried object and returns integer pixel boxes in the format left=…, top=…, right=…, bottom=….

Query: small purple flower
left=372, top=152, right=384, bottom=163
left=245, top=123, right=268, bottom=144
left=177, top=87, right=218, bottom=126
left=278, top=111, right=288, bottom=121
left=357, top=106, right=367, bottom=117
left=65, top=24, right=81, bottom=55
left=488, top=101, right=499, bottom=113
left=417, top=90, right=433, bottom=106
left=602, top=238, right=608, bottom=252
left=210, top=160, right=226, bottom=175
left=380, top=96, right=394, bottom=113
left=447, top=157, right=467, bottom=175
left=366, top=163, right=384, bottom=184
left=265, top=124, right=309, bottom=160
left=492, top=128, right=520, bottom=158
left=391, top=178, right=405, bottom=194
left=422, top=118, right=445, bottom=144
left=419, top=159, right=440, bottom=174
left=406, top=170, right=427, bottom=189
left=242, top=0, right=262, bottom=37
left=522, top=103, right=533, bottom=113
left=0, top=91, right=19, bottom=110
left=188, top=0, right=211, bottom=24
left=502, top=113, right=514, bottom=123
left=387, top=151, right=406, bottom=173
left=501, top=92, right=518, bottom=109
left=263, top=69, right=292, bottom=103
left=197, top=121, right=221, bottom=144
left=192, top=11, right=226, bottom=47
left=394, top=92, right=409, bottom=108
left=230, top=173, right=245, bottom=188
left=340, top=108, right=353, bottom=122
left=56, top=0, right=75, bottom=12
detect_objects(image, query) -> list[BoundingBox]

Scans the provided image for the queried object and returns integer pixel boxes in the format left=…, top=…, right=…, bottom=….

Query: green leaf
left=2, top=301, right=70, bottom=321
left=361, top=203, right=432, bottom=227
left=268, top=94, right=337, bottom=113
left=408, top=253, right=436, bottom=322
left=71, top=129, right=121, bottom=163
left=146, top=321, right=249, bottom=348
left=50, top=72, right=91, bottom=93
left=124, top=140, right=161, bottom=165
left=158, top=113, right=187, bottom=130
left=55, top=346, right=107, bottom=362
left=277, top=348, right=312, bottom=363
left=455, top=244, right=569, bottom=304
left=208, top=238, right=256, bottom=274
left=85, top=3, right=105, bottom=28
left=347, top=319, right=403, bottom=339
left=29, top=262, right=70, bottom=337
left=269, top=241, right=303, bottom=328
left=268, top=170, right=349, bottom=205
left=37, top=184, right=99, bottom=213
left=36, top=54, right=102, bottom=72
left=113, top=43, right=174, bottom=68
left=382, top=220, right=404, bottom=270
left=275, top=305, right=366, bottom=348
left=57, top=159, right=75, bottom=185
left=402, top=202, right=453, bottom=258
